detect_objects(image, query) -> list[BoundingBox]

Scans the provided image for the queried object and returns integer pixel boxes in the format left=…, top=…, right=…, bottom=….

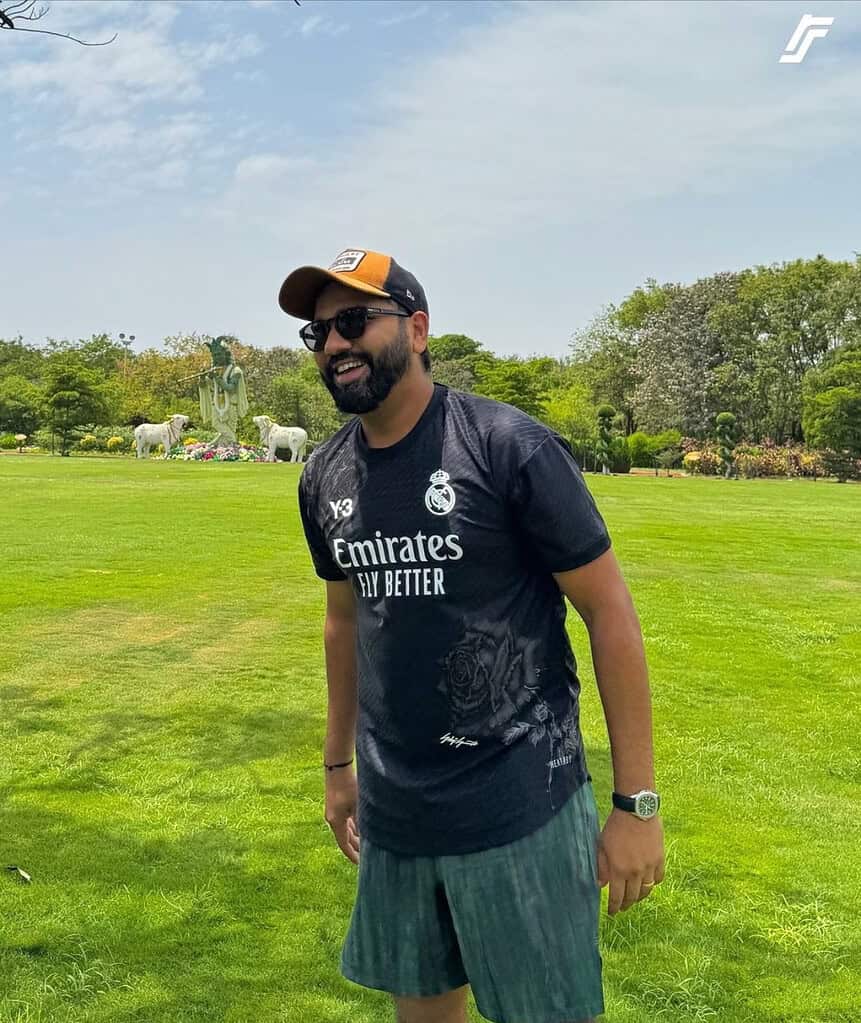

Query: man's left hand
left=597, top=808, right=665, bottom=915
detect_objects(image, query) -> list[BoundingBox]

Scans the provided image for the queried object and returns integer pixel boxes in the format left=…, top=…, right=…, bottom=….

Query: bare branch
left=0, top=1, right=117, bottom=43
left=19, top=5, right=50, bottom=22
left=4, top=25, right=118, bottom=45
left=3, top=0, right=36, bottom=16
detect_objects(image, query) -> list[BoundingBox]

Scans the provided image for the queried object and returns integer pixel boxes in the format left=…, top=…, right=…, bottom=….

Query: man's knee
left=394, top=984, right=469, bottom=1023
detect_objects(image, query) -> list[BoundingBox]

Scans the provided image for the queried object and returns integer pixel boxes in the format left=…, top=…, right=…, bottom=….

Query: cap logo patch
left=405, top=289, right=415, bottom=301
left=329, top=249, right=366, bottom=273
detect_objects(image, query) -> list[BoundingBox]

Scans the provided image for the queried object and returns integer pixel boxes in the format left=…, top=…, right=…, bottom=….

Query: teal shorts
left=341, top=781, right=604, bottom=1023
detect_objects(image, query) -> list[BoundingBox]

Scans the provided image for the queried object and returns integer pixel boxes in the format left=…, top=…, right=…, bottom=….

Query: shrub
left=78, top=434, right=99, bottom=451
left=682, top=446, right=722, bottom=475
left=627, top=432, right=652, bottom=468
left=0, top=433, right=18, bottom=450
left=821, top=450, right=861, bottom=482
left=106, top=436, right=128, bottom=453
left=627, top=429, right=683, bottom=468
left=610, top=436, right=631, bottom=474
left=183, top=437, right=199, bottom=446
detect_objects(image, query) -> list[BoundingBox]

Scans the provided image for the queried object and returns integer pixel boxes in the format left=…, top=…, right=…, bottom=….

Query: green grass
left=1, top=457, right=859, bottom=1023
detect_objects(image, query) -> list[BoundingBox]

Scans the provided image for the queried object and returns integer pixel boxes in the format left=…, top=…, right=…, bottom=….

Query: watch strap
left=612, top=791, right=637, bottom=812
left=612, top=790, right=661, bottom=817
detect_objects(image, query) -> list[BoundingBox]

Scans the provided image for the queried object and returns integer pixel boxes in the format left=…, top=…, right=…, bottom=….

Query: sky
left=2, top=0, right=861, bottom=359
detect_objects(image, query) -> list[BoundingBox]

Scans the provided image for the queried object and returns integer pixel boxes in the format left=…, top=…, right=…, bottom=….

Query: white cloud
left=292, top=12, right=348, bottom=38
left=234, top=154, right=312, bottom=183
left=300, top=14, right=324, bottom=37
left=379, top=4, right=430, bottom=28
left=3, top=2, right=265, bottom=196
left=58, top=119, right=137, bottom=154
left=218, top=1, right=861, bottom=239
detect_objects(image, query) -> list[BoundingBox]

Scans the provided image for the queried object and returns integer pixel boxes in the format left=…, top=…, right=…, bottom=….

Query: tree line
left=1, top=254, right=859, bottom=473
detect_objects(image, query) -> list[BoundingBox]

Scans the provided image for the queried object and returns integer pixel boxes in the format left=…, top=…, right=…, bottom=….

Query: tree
left=474, top=361, right=546, bottom=418
left=269, top=372, right=345, bottom=443
left=632, top=273, right=744, bottom=437
left=43, top=357, right=112, bottom=455
left=708, top=256, right=859, bottom=442
left=427, top=334, right=490, bottom=391
left=569, top=308, right=638, bottom=434
left=431, top=359, right=478, bottom=392
left=0, top=374, right=43, bottom=435
left=802, top=341, right=861, bottom=479
left=540, top=380, right=596, bottom=455
left=428, top=334, right=485, bottom=364
left=615, top=279, right=671, bottom=330
left=0, top=337, right=44, bottom=381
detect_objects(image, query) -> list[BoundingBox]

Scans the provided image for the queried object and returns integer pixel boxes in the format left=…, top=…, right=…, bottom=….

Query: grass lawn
left=1, top=456, right=859, bottom=1023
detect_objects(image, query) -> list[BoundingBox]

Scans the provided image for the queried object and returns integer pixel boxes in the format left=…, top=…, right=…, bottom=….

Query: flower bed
left=165, top=442, right=268, bottom=462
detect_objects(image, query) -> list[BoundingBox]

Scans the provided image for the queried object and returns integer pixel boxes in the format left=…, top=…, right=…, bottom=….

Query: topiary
left=596, top=404, right=616, bottom=475
left=715, top=412, right=737, bottom=479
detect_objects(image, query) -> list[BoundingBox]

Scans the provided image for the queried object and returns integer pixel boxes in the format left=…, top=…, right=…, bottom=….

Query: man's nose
left=323, top=328, right=354, bottom=358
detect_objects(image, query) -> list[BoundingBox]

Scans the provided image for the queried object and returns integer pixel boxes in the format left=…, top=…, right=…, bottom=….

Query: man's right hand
left=325, top=768, right=360, bottom=865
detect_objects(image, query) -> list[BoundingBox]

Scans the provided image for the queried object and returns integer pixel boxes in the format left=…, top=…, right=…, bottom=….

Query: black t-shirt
left=298, top=384, right=611, bottom=856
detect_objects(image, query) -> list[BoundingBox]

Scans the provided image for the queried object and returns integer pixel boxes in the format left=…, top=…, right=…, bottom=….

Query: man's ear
left=410, top=311, right=430, bottom=354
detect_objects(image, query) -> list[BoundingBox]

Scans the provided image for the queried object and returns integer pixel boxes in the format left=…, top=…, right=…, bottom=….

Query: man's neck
left=359, top=372, right=435, bottom=449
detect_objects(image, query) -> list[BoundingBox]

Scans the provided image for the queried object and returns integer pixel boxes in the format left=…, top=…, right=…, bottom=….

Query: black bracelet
left=324, top=758, right=354, bottom=771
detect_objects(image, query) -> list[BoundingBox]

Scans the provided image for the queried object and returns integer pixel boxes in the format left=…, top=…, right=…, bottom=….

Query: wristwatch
left=612, top=789, right=661, bottom=820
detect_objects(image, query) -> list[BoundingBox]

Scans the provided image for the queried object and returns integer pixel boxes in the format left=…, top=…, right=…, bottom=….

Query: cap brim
left=278, top=266, right=391, bottom=320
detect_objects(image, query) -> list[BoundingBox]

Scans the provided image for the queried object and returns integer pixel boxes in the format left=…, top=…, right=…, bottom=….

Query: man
left=279, top=249, right=665, bottom=1023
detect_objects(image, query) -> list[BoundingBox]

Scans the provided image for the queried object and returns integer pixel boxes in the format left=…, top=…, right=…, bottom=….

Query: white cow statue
left=253, top=415, right=308, bottom=463
left=134, top=414, right=189, bottom=459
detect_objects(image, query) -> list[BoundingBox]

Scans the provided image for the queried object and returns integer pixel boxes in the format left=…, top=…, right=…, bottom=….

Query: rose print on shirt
left=503, top=681, right=583, bottom=799
left=438, top=624, right=583, bottom=802
left=437, top=623, right=538, bottom=737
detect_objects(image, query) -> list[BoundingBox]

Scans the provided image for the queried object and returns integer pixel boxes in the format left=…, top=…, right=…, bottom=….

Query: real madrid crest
left=425, top=469, right=456, bottom=516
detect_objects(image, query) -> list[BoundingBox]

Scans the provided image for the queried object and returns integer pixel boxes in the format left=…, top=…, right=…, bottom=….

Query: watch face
left=635, top=792, right=659, bottom=818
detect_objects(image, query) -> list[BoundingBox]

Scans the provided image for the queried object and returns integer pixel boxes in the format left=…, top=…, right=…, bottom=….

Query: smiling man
left=278, top=249, right=665, bottom=1023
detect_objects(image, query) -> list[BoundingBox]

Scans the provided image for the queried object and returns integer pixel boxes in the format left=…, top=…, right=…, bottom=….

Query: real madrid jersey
left=297, top=383, right=611, bottom=856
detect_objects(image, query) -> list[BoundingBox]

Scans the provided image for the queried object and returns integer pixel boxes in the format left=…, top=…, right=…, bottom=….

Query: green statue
left=198, top=336, right=249, bottom=447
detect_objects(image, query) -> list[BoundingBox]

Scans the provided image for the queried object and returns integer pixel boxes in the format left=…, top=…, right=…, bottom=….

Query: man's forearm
left=586, top=601, right=656, bottom=794
left=323, top=616, right=358, bottom=763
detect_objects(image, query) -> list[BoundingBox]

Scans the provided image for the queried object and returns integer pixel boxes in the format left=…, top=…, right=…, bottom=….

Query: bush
left=106, top=436, right=128, bottom=453
left=682, top=446, right=722, bottom=475
left=0, top=433, right=17, bottom=450
left=78, top=434, right=99, bottom=451
left=821, top=450, right=861, bottom=482
left=735, top=442, right=810, bottom=479
left=610, top=436, right=631, bottom=473
left=682, top=442, right=829, bottom=478
left=627, top=432, right=651, bottom=468
left=627, top=429, right=683, bottom=468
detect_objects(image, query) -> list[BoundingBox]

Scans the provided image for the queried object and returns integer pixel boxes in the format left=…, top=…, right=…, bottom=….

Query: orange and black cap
left=278, top=248, right=429, bottom=321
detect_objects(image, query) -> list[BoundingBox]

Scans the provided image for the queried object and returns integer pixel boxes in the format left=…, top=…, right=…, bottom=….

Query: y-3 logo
left=330, top=499, right=353, bottom=519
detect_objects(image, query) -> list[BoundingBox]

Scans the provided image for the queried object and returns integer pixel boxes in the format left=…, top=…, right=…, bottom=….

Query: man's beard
left=321, top=325, right=411, bottom=414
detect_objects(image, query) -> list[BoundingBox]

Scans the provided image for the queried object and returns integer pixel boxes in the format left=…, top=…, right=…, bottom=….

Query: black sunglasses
left=299, top=306, right=411, bottom=352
